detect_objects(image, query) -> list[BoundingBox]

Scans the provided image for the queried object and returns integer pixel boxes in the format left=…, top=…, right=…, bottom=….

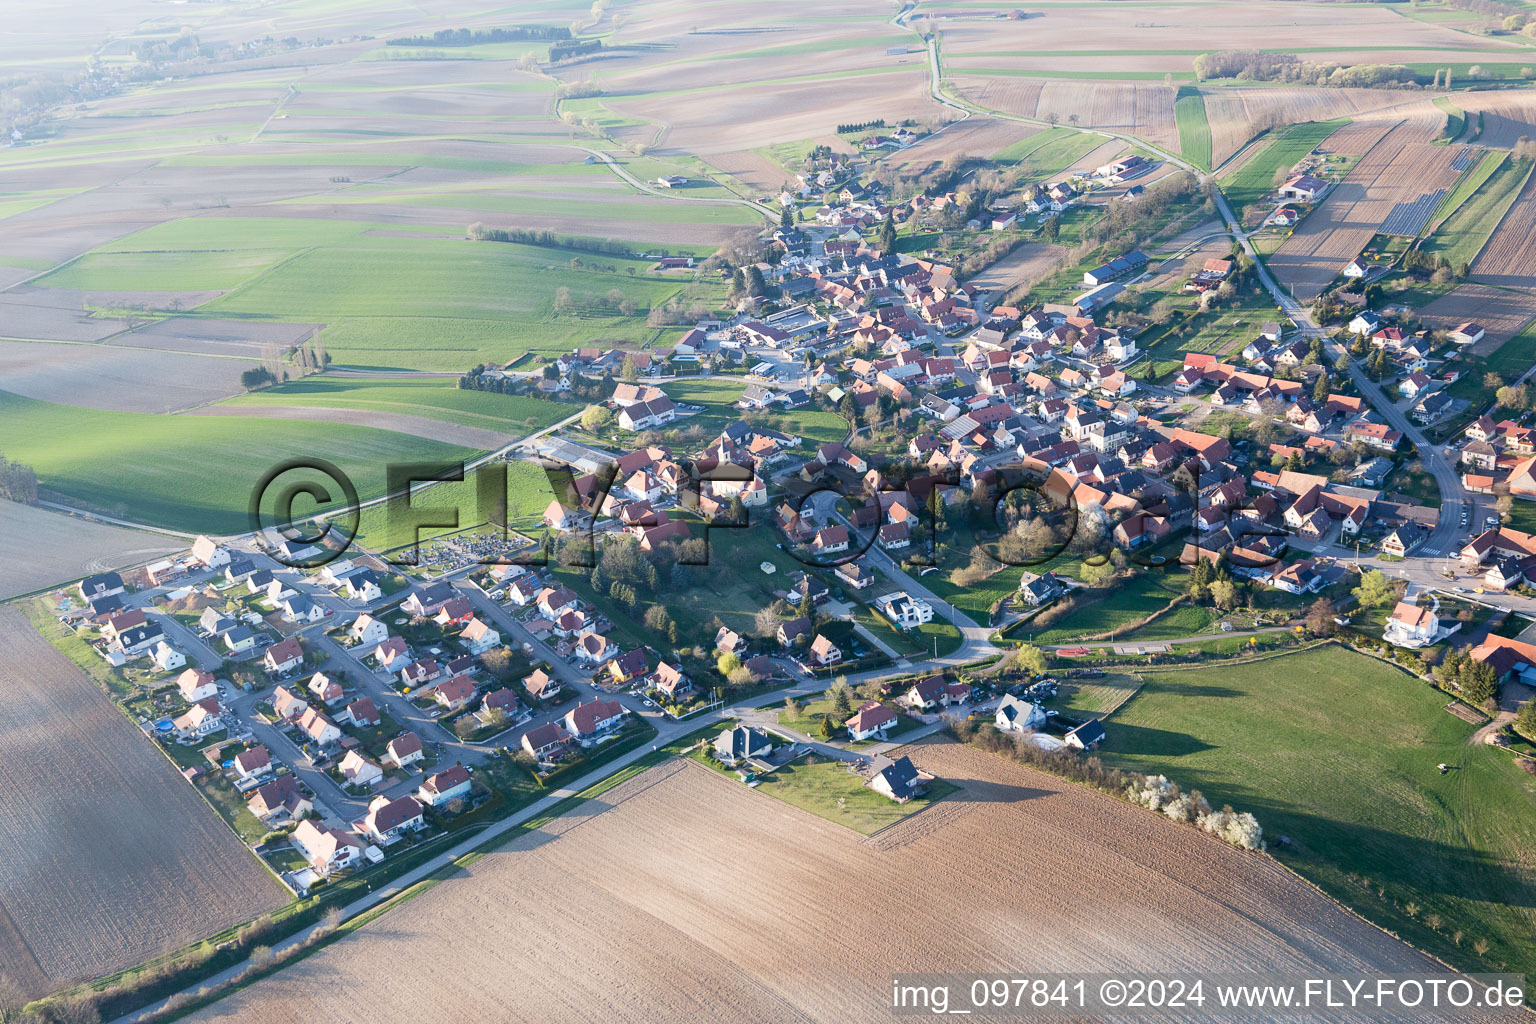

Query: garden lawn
left=0, top=390, right=478, bottom=535
left=751, top=755, right=956, bottom=835
left=1102, top=644, right=1536, bottom=982
left=1048, top=671, right=1143, bottom=716
left=1029, top=572, right=1218, bottom=644
left=660, top=377, right=848, bottom=447
left=223, top=375, right=572, bottom=434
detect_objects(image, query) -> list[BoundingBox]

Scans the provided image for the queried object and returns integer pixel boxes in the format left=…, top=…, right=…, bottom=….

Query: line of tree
left=835, top=119, right=886, bottom=134
left=549, top=38, right=603, bottom=62
left=553, top=284, right=638, bottom=318
left=386, top=26, right=571, bottom=46
left=469, top=222, right=636, bottom=257
left=458, top=368, right=520, bottom=395
left=0, top=452, right=38, bottom=504
left=1193, top=50, right=1418, bottom=88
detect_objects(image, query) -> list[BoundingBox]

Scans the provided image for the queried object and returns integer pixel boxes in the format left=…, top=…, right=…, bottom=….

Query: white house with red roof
left=845, top=700, right=897, bottom=741
left=263, top=636, right=303, bottom=676
left=563, top=698, right=628, bottom=746
left=418, top=764, right=473, bottom=808
left=357, top=795, right=426, bottom=845
left=291, top=820, right=365, bottom=876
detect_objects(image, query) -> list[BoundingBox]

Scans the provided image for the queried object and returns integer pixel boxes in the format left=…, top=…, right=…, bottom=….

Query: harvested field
left=1455, top=90, right=1536, bottom=149
left=185, top=404, right=516, bottom=450
left=188, top=742, right=1487, bottom=1023
left=0, top=503, right=180, bottom=600
left=702, top=149, right=794, bottom=194
left=956, top=78, right=1180, bottom=154
left=1418, top=284, right=1536, bottom=351
left=0, top=605, right=285, bottom=998
left=610, top=71, right=947, bottom=156
left=1202, top=90, right=1450, bottom=168
left=1271, top=125, right=1464, bottom=301
left=1470, top=161, right=1536, bottom=291
left=0, top=340, right=258, bottom=413
left=937, top=0, right=1518, bottom=62
left=965, top=241, right=1069, bottom=296
left=889, top=116, right=1041, bottom=174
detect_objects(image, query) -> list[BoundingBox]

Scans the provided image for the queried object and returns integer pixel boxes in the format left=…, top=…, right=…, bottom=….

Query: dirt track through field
left=187, top=740, right=1494, bottom=1023
left=0, top=606, right=285, bottom=998
left=184, top=404, right=512, bottom=449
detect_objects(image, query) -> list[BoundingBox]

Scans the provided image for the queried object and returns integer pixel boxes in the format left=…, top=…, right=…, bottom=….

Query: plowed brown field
left=1272, top=124, right=1463, bottom=301
left=1418, top=284, right=1536, bottom=350
left=954, top=78, right=1179, bottom=154
left=0, top=606, right=285, bottom=998
left=1470, top=165, right=1536, bottom=291
left=187, top=741, right=1487, bottom=1023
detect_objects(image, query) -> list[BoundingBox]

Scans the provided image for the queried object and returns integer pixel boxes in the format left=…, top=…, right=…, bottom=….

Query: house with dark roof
left=714, top=725, right=776, bottom=763
left=521, top=722, right=568, bottom=763
left=868, top=755, right=929, bottom=803
left=1064, top=719, right=1107, bottom=750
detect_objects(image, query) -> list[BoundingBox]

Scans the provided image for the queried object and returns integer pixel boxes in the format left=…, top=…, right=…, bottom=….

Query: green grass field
left=0, top=389, right=478, bottom=534
left=751, top=755, right=956, bottom=835
left=346, top=459, right=558, bottom=555
left=991, top=127, right=1106, bottom=176
left=660, top=377, right=848, bottom=446
left=1423, top=156, right=1534, bottom=269
left=1103, top=645, right=1536, bottom=981
left=1219, top=120, right=1349, bottom=210
left=1430, top=149, right=1505, bottom=225
left=223, top=375, right=572, bottom=434
left=1174, top=87, right=1212, bottom=172
left=1433, top=96, right=1467, bottom=143
left=31, top=216, right=708, bottom=371
left=1029, top=573, right=1218, bottom=644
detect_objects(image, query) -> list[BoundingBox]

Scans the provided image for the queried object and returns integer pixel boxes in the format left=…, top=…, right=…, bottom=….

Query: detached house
left=418, top=764, right=473, bottom=808
left=349, top=613, right=388, bottom=647
left=563, top=698, right=628, bottom=746
left=384, top=732, right=425, bottom=770
left=460, top=617, right=501, bottom=654
left=263, top=637, right=303, bottom=677
left=177, top=668, right=218, bottom=704
left=845, top=700, right=897, bottom=741
left=291, top=820, right=365, bottom=877
left=358, top=795, right=426, bottom=845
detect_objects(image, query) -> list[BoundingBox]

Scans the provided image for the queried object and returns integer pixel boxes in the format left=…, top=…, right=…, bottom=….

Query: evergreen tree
left=1460, top=659, right=1498, bottom=707
left=1313, top=371, right=1331, bottom=404
left=833, top=685, right=853, bottom=719
left=818, top=714, right=838, bottom=739
left=879, top=210, right=897, bottom=254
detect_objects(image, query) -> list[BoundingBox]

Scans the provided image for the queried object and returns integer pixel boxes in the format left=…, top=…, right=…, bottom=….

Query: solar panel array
left=1381, top=189, right=1447, bottom=237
